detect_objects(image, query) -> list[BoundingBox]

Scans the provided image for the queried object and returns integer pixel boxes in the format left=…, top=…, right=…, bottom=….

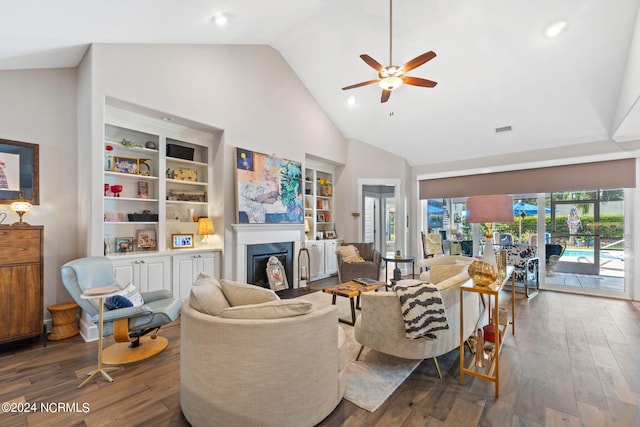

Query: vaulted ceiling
left=2, top=0, right=639, bottom=167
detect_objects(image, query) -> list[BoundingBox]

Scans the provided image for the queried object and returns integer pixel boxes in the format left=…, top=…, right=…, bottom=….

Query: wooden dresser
left=0, top=225, right=44, bottom=344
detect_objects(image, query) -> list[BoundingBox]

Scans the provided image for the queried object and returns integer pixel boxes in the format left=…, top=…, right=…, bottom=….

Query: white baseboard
left=79, top=310, right=98, bottom=342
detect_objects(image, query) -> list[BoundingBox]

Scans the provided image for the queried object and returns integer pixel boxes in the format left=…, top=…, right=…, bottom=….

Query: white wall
left=80, top=44, right=409, bottom=280
left=0, top=68, right=79, bottom=316
left=335, top=138, right=410, bottom=252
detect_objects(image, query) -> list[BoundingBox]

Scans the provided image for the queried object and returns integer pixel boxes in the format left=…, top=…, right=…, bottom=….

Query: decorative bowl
left=110, top=185, right=123, bottom=197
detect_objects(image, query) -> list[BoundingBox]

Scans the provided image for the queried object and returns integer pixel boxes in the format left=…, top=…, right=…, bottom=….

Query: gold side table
left=78, top=286, right=121, bottom=388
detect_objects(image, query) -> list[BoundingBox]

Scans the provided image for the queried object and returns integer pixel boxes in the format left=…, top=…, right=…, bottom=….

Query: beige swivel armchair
left=353, top=264, right=479, bottom=378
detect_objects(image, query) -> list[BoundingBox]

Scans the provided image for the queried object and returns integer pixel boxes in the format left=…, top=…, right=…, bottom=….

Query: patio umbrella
left=513, top=201, right=551, bottom=216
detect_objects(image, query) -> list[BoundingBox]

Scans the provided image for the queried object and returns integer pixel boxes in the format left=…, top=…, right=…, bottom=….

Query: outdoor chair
left=545, top=239, right=566, bottom=275
left=460, top=240, right=473, bottom=257
left=504, top=245, right=539, bottom=297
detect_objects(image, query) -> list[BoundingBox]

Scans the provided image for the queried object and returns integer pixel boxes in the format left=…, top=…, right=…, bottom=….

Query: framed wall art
left=235, top=148, right=303, bottom=224
left=0, top=139, right=39, bottom=204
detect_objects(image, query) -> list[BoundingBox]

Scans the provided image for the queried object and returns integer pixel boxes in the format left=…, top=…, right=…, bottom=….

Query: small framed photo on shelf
left=115, top=237, right=134, bottom=253
left=317, top=213, right=325, bottom=222
left=137, top=181, right=149, bottom=199
left=172, top=233, right=194, bottom=249
left=113, top=157, right=138, bottom=174
left=137, top=229, right=156, bottom=250
left=324, top=230, right=336, bottom=239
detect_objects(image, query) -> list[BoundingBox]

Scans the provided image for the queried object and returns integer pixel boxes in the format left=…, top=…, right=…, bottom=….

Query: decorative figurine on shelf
left=110, top=185, right=123, bottom=197
left=104, top=145, right=113, bottom=171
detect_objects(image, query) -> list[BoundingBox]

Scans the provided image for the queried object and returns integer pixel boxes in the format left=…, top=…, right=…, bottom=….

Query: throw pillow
left=219, top=299, right=313, bottom=319
left=193, top=272, right=221, bottom=287
left=220, top=279, right=280, bottom=306
left=336, top=245, right=365, bottom=263
left=190, top=279, right=231, bottom=316
left=105, top=295, right=133, bottom=310
left=112, top=282, right=144, bottom=307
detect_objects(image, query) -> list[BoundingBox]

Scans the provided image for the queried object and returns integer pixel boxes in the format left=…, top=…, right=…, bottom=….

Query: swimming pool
left=562, top=249, right=623, bottom=260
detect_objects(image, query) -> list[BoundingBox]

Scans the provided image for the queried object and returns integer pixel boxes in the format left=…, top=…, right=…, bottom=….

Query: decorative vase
left=468, top=260, right=498, bottom=286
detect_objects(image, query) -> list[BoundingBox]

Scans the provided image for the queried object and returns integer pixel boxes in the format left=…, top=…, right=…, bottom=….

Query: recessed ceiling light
left=162, top=116, right=173, bottom=121
left=544, top=20, right=567, bottom=38
left=213, top=14, right=228, bottom=26
left=347, top=96, right=356, bottom=106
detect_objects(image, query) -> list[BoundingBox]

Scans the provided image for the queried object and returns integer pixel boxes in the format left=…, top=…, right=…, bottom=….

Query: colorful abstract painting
left=235, top=148, right=303, bottom=224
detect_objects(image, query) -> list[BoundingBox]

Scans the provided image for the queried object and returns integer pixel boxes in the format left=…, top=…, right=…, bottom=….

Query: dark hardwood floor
left=1, top=282, right=639, bottom=426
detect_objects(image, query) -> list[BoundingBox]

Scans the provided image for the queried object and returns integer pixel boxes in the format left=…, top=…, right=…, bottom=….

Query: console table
left=459, top=266, right=515, bottom=398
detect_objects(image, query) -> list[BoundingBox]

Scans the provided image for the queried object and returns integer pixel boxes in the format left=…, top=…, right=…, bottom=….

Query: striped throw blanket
left=394, top=281, right=449, bottom=339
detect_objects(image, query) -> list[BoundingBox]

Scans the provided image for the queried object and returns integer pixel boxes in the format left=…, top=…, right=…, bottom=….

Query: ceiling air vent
left=495, top=125, right=512, bottom=134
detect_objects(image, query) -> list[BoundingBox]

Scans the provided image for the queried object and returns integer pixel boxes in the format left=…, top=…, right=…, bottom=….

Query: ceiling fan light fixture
left=544, top=20, right=567, bottom=38
left=379, top=76, right=403, bottom=90
left=213, top=14, right=228, bottom=26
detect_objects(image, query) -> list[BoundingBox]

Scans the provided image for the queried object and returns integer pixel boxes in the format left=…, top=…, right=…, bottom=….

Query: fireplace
left=230, top=223, right=305, bottom=287
left=247, top=242, right=294, bottom=289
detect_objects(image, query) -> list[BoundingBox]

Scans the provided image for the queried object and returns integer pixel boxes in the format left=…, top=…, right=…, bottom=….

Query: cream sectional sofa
left=180, top=276, right=346, bottom=427
left=353, top=262, right=479, bottom=377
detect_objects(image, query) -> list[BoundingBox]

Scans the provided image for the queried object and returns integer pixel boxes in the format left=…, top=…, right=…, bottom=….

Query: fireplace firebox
left=246, top=242, right=294, bottom=289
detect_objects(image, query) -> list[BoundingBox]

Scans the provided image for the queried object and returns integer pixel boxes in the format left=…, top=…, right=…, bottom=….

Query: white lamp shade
left=466, top=195, right=514, bottom=223
left=10, top=201, right=32, bottom=214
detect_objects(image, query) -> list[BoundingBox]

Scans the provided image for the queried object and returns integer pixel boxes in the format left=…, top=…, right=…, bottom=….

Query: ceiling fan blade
left=342, top=79, right=380, bottom=90
left=403, top=76, right=438, bottom=88
left=401, top=51, right=436, bottom=73
left=381, top=90, right=391, bottom=103
left=360, top=54, right=385, bottom=72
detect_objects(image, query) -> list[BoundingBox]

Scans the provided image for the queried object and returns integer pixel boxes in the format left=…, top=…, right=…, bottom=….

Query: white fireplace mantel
left=231, top=223, right=305, bottom=286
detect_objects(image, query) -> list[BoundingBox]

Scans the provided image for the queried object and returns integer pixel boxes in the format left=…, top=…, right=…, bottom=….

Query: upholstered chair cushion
left=219, top=299, right=313, bottom=319
left=220, top=279, right=280, bottom=306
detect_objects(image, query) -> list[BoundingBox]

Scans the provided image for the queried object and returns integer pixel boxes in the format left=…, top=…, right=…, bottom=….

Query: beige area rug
left=632, top=301, right=640, bottom=313
left=295, top=290, right=421, bottom=412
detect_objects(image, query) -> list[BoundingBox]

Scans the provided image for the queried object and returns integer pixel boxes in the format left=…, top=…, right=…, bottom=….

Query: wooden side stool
left=47, top=302, right=79, bottom=340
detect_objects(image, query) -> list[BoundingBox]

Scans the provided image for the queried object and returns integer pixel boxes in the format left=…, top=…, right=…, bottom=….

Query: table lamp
left=466, top=195, right=513, bottom=268
left=10, top=198, right=32, bottom=226
left=197, top=218, right=214, bottom=244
